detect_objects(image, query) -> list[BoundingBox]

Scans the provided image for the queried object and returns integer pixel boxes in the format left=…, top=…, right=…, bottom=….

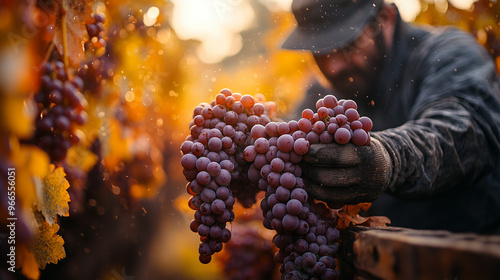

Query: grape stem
left=41, top=41, right=55, bottom=68
left=61, top=0, right=69, bottom=69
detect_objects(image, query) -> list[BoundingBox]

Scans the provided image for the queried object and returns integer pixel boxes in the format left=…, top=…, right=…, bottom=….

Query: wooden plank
left=340, top=226, right=500, bottom=280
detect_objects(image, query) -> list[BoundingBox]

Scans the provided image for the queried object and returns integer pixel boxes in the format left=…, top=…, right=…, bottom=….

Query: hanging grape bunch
left=34, top=61, right=88, bottom=162
left=180, top=89, right=373, bottom=279
left=85, top=13, right=107, bottom=53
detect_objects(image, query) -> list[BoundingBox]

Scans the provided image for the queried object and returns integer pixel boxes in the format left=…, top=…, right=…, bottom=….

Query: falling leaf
left=360, top=216, right=391, bottom=228
left=37, top=165, right=70, bottom=224
left=32, top=218, right=66, bottom=270
left=335, top=203, right=390, bottom=231
left=53, top=0, right=94, bottom=67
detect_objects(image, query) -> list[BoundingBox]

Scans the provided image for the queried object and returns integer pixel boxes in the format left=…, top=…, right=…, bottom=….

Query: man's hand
left=301, top=137, right=392, bottom=205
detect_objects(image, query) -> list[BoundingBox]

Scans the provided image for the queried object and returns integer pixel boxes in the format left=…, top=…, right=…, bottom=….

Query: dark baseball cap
left=281, top=0, right=384, bottom=54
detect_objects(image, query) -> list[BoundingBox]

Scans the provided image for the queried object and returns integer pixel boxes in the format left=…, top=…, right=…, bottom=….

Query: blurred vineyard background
left=0, top=0, right=499, bottom=279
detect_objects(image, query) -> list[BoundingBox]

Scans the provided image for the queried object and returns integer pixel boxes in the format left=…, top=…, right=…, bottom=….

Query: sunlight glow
left=448, top=0, right=475, bottom=10
left=144, top=6, right=160, bottom=27
left=170, top=0, right=255, bottom=64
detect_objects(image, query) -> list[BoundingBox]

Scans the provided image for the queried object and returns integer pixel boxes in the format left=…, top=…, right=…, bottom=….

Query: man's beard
left=328, top=31, right=387, bottom=98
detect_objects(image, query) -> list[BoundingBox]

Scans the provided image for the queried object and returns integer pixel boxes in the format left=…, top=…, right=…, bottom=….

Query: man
left=282, top=0, right=500, bottom=233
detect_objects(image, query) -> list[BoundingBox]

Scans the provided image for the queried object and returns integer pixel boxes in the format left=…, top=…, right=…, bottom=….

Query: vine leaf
left=53, top=0, right=94, bottom=67
left=37, top=164, right=70, bottom=224
left=32, top=218, right=66, bottom=269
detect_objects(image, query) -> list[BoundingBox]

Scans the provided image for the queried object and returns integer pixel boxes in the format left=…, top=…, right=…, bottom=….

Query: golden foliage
left=37, top=165, right=70, bottom=224
left=32, top=215, right=66, bottom=269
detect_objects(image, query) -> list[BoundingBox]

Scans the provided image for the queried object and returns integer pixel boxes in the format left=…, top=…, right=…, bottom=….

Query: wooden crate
left=338, top=226, right=500, bottom=280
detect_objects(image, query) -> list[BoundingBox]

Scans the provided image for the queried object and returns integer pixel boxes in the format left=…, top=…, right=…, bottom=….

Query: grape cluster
left=180, top=89, right=277, bottom=263
left=181, top=89, right=373, bottom=278
left=219, top=226, right=276, bottom=280
left=85, top=13, right=106, bottom=52
left=34, top=61, right=88, bottom=162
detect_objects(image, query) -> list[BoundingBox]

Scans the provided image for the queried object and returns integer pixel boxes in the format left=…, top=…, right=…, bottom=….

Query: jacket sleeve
left=372, top=27, right=500, bottom=200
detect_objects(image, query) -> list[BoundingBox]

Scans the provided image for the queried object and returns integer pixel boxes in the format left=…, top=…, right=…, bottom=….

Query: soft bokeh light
left=143, top=6, right=160, bottom=26
left=259, top=0, right=293, bottom=12
left=448, top=0, right=476, bottom=9
left=170, top=0, right=255, bottom=64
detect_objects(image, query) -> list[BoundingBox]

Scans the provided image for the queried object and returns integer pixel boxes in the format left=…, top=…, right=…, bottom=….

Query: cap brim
left=281, top=1, right=382, bottom=54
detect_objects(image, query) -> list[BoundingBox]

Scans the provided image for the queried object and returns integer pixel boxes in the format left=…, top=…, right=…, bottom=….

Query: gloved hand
left=301, top=137, right=392, bottom=205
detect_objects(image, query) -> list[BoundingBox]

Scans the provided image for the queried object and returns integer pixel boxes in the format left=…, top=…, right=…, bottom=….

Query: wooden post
left=338, top=226, right=500, bottom=280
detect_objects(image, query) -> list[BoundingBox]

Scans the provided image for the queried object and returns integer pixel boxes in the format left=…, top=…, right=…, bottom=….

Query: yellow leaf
left=8, top=144, right=50, bottom=211
left=66, top=142, right=98, bottom=173
left=17, top=244, right=40, bottom=280
left=32, top=219, right=66, bottom=270
left=0, top=95, right=37, bottom=138
left=37, top=165, right=70, bottom=224
left=13, top=145, right=50, bottom=178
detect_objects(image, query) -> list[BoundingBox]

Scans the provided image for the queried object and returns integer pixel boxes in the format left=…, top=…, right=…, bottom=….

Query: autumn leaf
left=67, top=142, right=98, bottom=172
left=32, top=218, right=66, bottom=270
left=37, top=164, right=70, bottom=224
left=360, top=216, right=391, bottom=228
left=53, top=0, right=94, bottom=67
left=335, top=203, right=390, bottom=231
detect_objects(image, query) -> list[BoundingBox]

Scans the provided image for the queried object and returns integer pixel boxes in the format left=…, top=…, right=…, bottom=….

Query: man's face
left=313, top=22, right=387, bottom=98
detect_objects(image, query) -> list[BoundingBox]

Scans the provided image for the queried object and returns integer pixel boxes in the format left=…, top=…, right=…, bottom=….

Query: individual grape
left=216, top=93, right=226, bottom=105
left=240, top=95, right=256, bottom=110
left=350, top=120, right=363, bottom=130
left=224, top=110, right=238, bottom=125
left=252, top=103, right=265, bottom=116
left=275, top=186, right=291, bottom=202
left=322, top=95, right=338, bottom=108
left=277, top=134, right=294, bottom=152
left=297, top=118, right=312, bottom=133
left=317, top=107, right=329, bottom=119
left=216, top=169, right=231, bottom=186
left=270, top=157, right=285, bottom=173
left=288, top=120, right=299, bottom=132
left=359, top=116, right=373, bottom=132
left=312, top=121, right=326, bottom=134
left=335, top=114, right=348, bottom=126
left=232, top=101, right=244, bottom=114
left=345, top=108, right=360, bottom=122
left=282, top=214, right=299, bottom=231
left=319, top=131, right=334, bottom=144
left=254, top=138, right=270, bottom=154
left=302, top=108, right=314, bottom=120
left=280, top=172, right=297, bottom=189
left=343, top=99, right=358, bottom=110
left=333, top=105, right=344, bottom=115
left=352, top=129, right=369, bottom=146
left=213, top=104, right=226, bottom=118
left=334, top=127, right=351, bottom=144
left=206, top=162, right=222, bottom=177
left=181, top=154, right=197, bottom=170
left=293, top=138, right=310, bottom=155
left=286, top=199, right=303, bottom=216
left=306, top=131, right=320, bottom=144
left=208, top=137, right=223, bottom=152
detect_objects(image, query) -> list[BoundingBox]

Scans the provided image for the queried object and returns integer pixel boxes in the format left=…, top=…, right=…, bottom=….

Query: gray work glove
left=301, top=137, right=393, bottom=205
